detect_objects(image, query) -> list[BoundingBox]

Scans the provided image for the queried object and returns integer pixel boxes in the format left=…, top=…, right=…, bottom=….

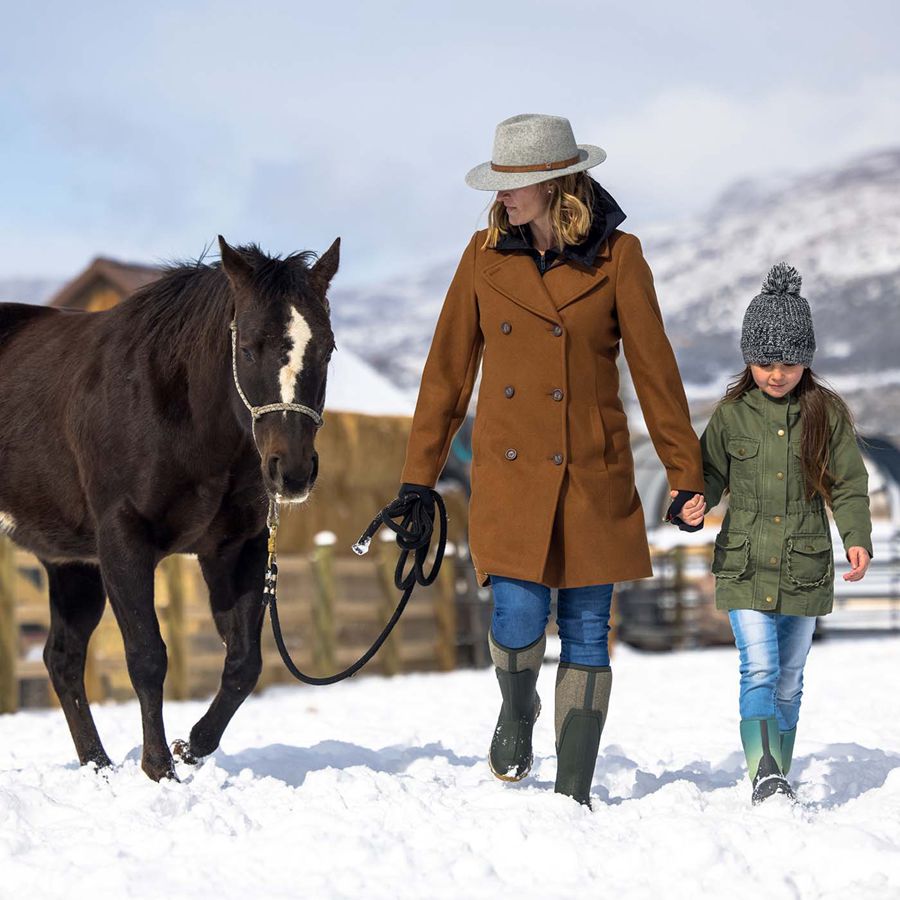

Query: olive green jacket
left=700, top=386, right=873, bottom=616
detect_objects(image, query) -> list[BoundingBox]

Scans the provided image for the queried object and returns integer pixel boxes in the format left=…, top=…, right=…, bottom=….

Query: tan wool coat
left=401, top=228, right=704, bottom=588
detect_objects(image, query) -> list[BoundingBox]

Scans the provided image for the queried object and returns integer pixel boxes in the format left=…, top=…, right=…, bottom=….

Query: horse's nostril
left=267, top=456, right=282, bottom=485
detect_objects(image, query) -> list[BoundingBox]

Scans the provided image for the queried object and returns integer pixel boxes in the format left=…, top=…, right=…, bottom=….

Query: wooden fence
left=0, top=530, right=459, bottom=713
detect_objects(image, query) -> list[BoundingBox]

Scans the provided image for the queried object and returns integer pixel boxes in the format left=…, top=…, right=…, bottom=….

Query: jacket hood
left=495, top=176, right=627, bottom=267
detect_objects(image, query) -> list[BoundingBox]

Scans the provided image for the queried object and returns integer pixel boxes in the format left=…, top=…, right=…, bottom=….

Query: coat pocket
left=726, top=437, right=760, bottom=493
left=711, top=530, right=751, bottom=580
left=786, top=534, right=833, bottom=587
left=589, top=405, right=608, bottom=469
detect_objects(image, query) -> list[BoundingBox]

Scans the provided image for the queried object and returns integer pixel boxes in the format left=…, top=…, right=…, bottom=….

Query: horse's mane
left=108, top=245, right=320, bottom=366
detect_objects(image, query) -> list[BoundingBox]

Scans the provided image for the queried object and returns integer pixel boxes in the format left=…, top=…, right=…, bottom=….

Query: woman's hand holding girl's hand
left=669, top=490, right=706, bottom=526
left=843, top=547, right=871, bottom=581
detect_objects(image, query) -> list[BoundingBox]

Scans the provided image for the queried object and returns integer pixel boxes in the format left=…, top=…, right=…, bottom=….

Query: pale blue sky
left=1, top=0, right=898, bottom=285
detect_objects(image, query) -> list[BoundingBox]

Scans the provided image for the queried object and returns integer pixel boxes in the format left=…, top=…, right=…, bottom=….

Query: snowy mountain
left=642, top=147, right=900, bottom=389
left=329, top=147, right=900, bottom=435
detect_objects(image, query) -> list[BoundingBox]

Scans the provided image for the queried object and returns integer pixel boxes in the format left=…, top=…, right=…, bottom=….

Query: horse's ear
left=311, top=237, right=340, bottom=295
left=218, top=235, right=253, bottom=289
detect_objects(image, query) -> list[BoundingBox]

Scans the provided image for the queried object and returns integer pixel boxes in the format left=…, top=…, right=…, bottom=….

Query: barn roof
left=47, top=257, right=161, bottom=309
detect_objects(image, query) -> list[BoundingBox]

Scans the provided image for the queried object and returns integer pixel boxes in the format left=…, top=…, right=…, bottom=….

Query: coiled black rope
left=266, top=488, right=447, bottom=685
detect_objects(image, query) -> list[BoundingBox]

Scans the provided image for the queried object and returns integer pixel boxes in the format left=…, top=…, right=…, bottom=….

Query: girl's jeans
left=490, top=576, right=614, bottom=666
left=728, top=608, right=816, bottom=731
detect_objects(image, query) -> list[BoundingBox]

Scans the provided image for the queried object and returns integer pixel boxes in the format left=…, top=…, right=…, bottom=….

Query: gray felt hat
left=465, top=114, right=606, bottom=191
left=740, top=263, right=816, bottom=367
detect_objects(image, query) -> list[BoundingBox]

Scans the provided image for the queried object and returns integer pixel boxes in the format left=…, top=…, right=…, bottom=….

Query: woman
left=400, top=114, right=704, bottom=806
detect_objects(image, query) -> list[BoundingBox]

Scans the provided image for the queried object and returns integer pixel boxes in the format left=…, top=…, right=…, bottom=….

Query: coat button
left=737, top=447, right=746, bottom=456
left=552, top=325, right=563, bottom=337
left=552, top=453, right=564, bottom=465
left=501, top=322, right=512, bottom=334
left=765, top=596, right=774, bottom=605
left=773, top=515, right=782, bottom=524
left=504, top=385, right=515, bottom=398
left=776, top=471, right=784, bottom=480
left=769, top=556, right=778, bottom=565
left=552, top=389, right=564, bottom=401
left=777, top=429, right=785, bottom=436
left=505, top=448, right=517, bottom=460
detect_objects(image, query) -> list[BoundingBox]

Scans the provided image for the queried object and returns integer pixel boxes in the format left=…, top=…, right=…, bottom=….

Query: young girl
left=676, top=263, right=872, bottom=804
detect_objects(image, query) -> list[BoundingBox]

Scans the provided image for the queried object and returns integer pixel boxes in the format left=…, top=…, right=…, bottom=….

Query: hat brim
left=464, top=145, right=606, bottom=191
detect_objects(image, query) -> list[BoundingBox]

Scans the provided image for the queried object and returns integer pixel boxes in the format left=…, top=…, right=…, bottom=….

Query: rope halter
left=229, top=320, right=325, bottom=448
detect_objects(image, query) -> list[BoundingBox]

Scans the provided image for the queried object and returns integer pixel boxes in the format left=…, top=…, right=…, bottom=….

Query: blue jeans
left=728, top=609, right=816, bottom=731
left=490, top=576, right=614, bottom=666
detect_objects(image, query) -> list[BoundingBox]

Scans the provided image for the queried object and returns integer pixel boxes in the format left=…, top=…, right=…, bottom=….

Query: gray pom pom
left=761, top=262, right=802, bottom=296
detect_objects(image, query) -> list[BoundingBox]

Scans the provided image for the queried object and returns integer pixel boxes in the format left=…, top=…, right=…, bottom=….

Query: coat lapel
left=544, top=238, right=611, bottom=311
left=481, top=254, right=561, bottom=324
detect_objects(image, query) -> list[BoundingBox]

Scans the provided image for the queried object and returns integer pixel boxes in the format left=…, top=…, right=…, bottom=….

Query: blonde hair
left=482, top=172, right=595, bottom=251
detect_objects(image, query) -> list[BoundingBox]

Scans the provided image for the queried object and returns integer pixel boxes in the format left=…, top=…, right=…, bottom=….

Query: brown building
left=48, top=257, right=161, bottom=312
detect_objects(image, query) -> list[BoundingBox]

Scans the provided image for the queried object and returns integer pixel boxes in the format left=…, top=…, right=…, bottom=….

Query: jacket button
left=504, top=385, right=515, bottom=398
left=776, top=471, right=784, bottom=480
left=769, top=556, right=778, bottom=565
left=501, top=322, right=512, bottom=334
left=773, top=515, right=782, bottom=524
left=552, top=453, right=564, bottom=465
left=777, top=429, right=785, bottom=436
left=505, top=448, right=517, bottom=460
left=765, top=596, right=774, bottom=604
left=737, top=448, right=746, bottom=456
left=552, top=325, right=563, bottom=337
left=552, top=389, right=564, bottom=402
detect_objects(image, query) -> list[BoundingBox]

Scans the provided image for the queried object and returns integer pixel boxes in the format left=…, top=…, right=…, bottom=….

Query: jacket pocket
left=786, top=534, right=833, bottom=587
left=711, top=530, right=751, bottom=580
left=726, top=437, right=760, bottom=492
left=589, top=405, right=608, bottom=469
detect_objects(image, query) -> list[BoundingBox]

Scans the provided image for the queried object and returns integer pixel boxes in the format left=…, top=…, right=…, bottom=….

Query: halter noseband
left=229, top=320, right=325, bottom=444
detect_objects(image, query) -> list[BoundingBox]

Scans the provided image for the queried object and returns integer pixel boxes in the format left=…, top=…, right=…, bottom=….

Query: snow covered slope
left=1, top=636, right=899, bottom=899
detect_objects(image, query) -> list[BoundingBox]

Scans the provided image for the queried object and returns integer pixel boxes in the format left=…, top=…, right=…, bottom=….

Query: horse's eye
left=240, top=347, right=255, bottom=363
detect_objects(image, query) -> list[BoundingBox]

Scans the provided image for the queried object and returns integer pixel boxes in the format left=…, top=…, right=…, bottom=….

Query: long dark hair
left=719, top=367, right=859, bottom=503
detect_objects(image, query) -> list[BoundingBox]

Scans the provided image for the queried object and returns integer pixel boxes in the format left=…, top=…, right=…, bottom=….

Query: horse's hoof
left=171, top=739, right=200, bottom=765
left=82, top=751, right=114, bottom=770
left=142, top=755, right=179, bottom=782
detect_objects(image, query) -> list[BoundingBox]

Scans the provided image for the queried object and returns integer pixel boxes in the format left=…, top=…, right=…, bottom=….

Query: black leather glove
left=665, top=489, right=704, bottom=533
left=399, top=482, right=435, bottom=522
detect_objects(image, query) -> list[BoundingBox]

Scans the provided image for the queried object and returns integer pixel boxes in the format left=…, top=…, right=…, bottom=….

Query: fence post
left=160, top=556, right=188, bottom=701
left=672, top=545, right=686, bottom=648
left=0, top=538, right=17, bottom=713
left=311, top=532, right=336, bottom=677
left=434, top=541, right=457, bottom=671
left=374, top=530, right=402, bottom=675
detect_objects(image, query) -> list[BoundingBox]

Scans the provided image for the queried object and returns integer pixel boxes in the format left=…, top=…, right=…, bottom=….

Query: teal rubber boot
left=488, top=632, right=545, bottom=782
left=780, top=727, right=797, bottom=776
left=740, top=717, right=794, bottom=804
left=554, top=663, right=612, bottom=808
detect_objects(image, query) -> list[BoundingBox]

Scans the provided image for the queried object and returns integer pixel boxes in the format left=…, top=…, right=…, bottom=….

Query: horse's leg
left=184, top=530, right=267, bottom=760
left=97, top=513, right=173, bottom=781
left=41, top=560, right=113, bottom=769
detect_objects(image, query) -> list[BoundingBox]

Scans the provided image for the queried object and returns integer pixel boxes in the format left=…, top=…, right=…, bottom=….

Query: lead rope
left=263, top=489, right=447, bottom=685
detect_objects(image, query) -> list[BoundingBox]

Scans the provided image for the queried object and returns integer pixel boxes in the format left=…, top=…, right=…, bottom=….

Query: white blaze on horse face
left=279, top=307, right=313, bottom=405
left=0, top=511, right=16, bottom=534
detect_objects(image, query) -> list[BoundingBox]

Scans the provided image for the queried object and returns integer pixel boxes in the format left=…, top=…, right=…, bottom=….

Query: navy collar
left=495, top=177, right=627, bottom=269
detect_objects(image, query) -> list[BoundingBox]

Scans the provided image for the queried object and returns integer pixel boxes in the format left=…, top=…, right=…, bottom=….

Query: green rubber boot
left=554, top=663, right=612, bottom=808
left=488, top=631, right=545, bottom=782
left=740, top=717, right=794, bottom=804
left=780, top=727, right=797, bottom=777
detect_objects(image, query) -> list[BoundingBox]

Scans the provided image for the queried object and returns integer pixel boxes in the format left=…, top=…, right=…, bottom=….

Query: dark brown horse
left=0, top=236, right=339, bottom=780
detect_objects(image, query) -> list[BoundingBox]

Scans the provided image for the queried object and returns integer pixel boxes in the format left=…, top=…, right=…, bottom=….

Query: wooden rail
left=0, top=534, right=460, bottom=712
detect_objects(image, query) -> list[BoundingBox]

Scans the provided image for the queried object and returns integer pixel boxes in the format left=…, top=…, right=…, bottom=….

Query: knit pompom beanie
left=740, top=263, right=816, bottom=366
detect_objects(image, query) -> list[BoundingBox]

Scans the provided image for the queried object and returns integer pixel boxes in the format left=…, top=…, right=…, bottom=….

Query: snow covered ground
left=2, top=635, right=899, bottom=900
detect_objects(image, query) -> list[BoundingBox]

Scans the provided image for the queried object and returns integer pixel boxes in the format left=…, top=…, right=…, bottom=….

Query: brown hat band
left=490, top=153, right=581, bottom=174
